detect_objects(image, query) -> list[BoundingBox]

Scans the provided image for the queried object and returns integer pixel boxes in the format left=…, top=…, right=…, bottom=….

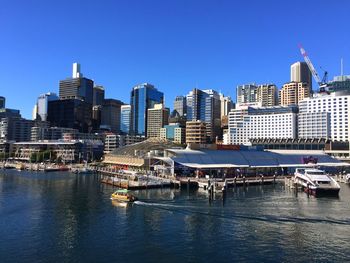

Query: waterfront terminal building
left=103, top=139, right=346, bottom=178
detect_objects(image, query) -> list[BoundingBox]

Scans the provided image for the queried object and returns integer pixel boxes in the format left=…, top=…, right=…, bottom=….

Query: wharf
left=178, top=176, right=279, bottom=190
left=97, top=167, right=174, bottom=190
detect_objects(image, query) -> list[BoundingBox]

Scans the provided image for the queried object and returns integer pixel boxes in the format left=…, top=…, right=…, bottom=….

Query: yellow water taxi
left=111, top=189, right=137, bottom=202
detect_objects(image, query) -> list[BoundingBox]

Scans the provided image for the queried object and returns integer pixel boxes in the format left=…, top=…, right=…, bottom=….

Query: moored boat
left=294, top=168, right=340, bottom=196
left=111, top=189, right=137, bottom=202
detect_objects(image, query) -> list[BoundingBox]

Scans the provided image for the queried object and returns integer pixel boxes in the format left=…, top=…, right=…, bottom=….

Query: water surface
left=1, top=170, right=350, bottom=262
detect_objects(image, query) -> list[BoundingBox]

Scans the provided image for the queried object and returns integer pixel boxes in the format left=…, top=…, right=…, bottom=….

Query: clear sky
left=1, top=0, right=349, bottom=118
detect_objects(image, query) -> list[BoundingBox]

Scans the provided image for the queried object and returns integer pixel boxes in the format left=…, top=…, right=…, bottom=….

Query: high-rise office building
left=236, top=84, right=258, bottom=104
left=93, top=86, right=105, bottom=106
left=35, top=92, right=59, bottom=121
left=120, top=105, right=131, bottom=134
left=0, top=96, right=5, bottom=109
left=257, top=84, right=278, bottom=107
left=291, top=62, right=312, bottom=88
left=47, top=99, right=92, bottom=133
left=173, top=96, right=187, bottom=117
left=147, top=104, right=169, bottom=138
left=280, top=82, right=311, bottom=106
left=186, top=89, right=221, bottom=142
left=59, top=63, right=94, bottom=104
left=130, top=83, right=164, bottom=136
left=220, top=94, right=234, bottom=117
left=100, top=99, right=124, bottom=133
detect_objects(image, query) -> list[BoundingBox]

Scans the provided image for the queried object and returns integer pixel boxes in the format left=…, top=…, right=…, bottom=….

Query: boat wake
left=133, top=201, right=350, bottom=226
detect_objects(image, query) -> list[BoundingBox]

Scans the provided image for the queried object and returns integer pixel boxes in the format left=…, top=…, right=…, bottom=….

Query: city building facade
left=47, top=99, right=93, bottom=133
left=220, top=94, right=234, bottom=118
left=120, top=105, right=131, bottom=134
left=280, top=82, right=311, bottom=106
left=227, top=105, right=298, bottom=145
left=130, top=83, right=164, bottom=136
left=36, top=92, right=59, bottom=121
left=173, top=96, right=187, bottom=117
left=291, top=61, right=312, bottom=88
left=160, top=123, right=185, bottom=144
left=236, top=84, right=258, bottom=104
left=100, top=99, right=124, bottom=133
left=185, top=120, right=207, bottom=144
left=93, top=86, right=105, bottom=106
left=186, top=89, right=221, bottom=142
left=298, top=93, right=350, bottom=141
left=147, top=104, right=169, bottom=138
left=59, top=63, right=94, bottom=104
left=257, top=84, right=278, bottom=106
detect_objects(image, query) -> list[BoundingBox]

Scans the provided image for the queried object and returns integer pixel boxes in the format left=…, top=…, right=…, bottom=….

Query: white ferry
left=294, top=168, right=340, bottom=196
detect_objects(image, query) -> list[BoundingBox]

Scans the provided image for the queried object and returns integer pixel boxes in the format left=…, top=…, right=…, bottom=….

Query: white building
left=219, top=94, right=234, bottom=118
left=227, top=105, right=298, bottom=145
left=298, top=93, right=350, bottom=141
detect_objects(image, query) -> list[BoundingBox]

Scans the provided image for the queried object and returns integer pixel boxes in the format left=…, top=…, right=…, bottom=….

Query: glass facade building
left=47, top=99, right=92, bottom=133
left=93, top=86, right=105, bottom=106
left=120, top=105, right=131, bottom=134
left=130, top=83, right=164, bottom=136
left=186, top=89, right=221, bottom=141
left=173, top=96, right=186, bottom=117
left=100, top=99, right=123, bottom=133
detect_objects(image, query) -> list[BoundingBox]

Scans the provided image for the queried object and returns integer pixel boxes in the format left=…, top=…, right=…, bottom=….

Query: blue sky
left=1, top=0, right=349, bottom=118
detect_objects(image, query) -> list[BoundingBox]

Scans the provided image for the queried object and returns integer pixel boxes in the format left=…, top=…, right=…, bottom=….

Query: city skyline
left=1, top=0, right=350, bottom=118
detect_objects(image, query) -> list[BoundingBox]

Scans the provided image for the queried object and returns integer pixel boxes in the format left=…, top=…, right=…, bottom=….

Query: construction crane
left=298, top=44, right=328, bottom=92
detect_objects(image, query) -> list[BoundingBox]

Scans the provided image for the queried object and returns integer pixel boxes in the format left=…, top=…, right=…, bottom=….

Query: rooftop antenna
left=341, top=58, right=344, bottom=76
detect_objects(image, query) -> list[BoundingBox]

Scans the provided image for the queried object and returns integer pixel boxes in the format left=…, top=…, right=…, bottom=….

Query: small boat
left=294, top=168, right=340, bottom=196
left=111, top=189, right=137, bottom=202
left=16, top=163, right=25, bottom=171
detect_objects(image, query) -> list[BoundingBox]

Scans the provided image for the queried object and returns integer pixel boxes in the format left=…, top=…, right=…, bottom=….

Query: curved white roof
left=167, top=149, right=346, bottom=169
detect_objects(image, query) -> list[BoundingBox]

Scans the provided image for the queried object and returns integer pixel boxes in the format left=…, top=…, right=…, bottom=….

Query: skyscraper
left=47, top=99, right=92, bottom=133
left=236, top=84, right=258, bottom=104
left=100, top=99, right=124, bottom=133
left=173, top=96, right=186, bottom=117
left=59, top=63, right=94, bottom=104
left=291, top=62, right=312, bottom=88
left=186, top=88, right=221, bottom=142
left=0, top=96, right=5, bottom=109
left=220, top=94, right=234, bottom=117
left=257, top=84, right=278, bottom=107
left=93, top=86, right=105, bottom=106
left=36, top=92, right=59, bottom=121
left=120, top=105, right=131, bottom=134
left=130, top=83, right=164, bottom=136
left=147, top=103, right=169, bottom=138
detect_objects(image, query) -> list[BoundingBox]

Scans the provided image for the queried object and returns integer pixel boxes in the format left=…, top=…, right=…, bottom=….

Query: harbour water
left=1, top=170, right=350, bottom=263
